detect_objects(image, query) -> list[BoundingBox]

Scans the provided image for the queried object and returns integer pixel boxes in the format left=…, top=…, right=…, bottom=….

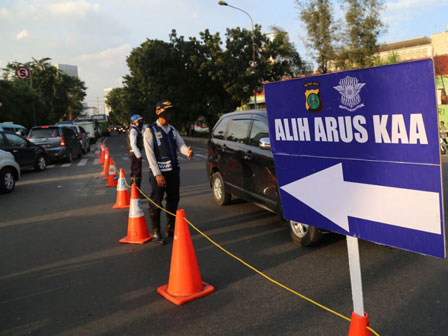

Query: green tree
left=296, top=0, right=337, bottom=73
left=2, top=58, right=86, bottom=125
left=116, top=26, right=307, bottom=133
left=336, top=0, right=386, bottom=70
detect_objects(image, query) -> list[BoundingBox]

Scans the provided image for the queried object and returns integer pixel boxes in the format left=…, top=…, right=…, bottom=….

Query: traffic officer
left=143, top=100, right=193, bottom=245
left=127, top=114, right=144, bottom=191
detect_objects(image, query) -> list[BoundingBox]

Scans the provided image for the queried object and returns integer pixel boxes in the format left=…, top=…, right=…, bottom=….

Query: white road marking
left=47, top=165, right=55, bottom=168
left=78, top=159, right=88, bottom=166
left=61, top=163, right=71, bottom=167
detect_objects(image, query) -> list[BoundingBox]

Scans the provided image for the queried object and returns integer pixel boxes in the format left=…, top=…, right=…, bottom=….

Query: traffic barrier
left=348, top=312, right=371, bottom=336
left=101, top=148, right=110, bottom=176
left=119, top=183, right=152, bottom=244
left=98, top=143, right=105, bottom=163
left=113, top=168, right=130, bottom=209
left=157, top=209, right=214, bottom=305
left=106, top=158, right=118, bottom=187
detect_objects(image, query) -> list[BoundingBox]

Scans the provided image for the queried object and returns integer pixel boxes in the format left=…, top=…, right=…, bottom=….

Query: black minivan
left=206, top=110, right=322, bottom=246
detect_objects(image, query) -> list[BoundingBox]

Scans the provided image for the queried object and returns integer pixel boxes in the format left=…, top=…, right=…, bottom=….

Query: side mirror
left=259, top=137, right=271, bottom=150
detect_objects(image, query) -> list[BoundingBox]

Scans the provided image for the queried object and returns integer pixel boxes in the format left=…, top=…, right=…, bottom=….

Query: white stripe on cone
left=117, top=177, right=127, bottom=191
left=109, top=163, right=116, bottom=174
left=129, top=199, right=144, bottom=218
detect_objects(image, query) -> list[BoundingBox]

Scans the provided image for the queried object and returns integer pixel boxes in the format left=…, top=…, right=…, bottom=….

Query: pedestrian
left=127, top=114, right=144, bottom=193
left=143, top=100, right=193, bottom=245
left=440, top=121, right=448, bottom=144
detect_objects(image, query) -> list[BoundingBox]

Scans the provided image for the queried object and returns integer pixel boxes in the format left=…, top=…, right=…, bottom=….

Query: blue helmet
left=130, top=114, right=143, bottom=121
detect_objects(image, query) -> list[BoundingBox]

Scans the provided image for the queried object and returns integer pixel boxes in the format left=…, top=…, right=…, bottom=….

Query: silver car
left=0, top=149, right=20, bottom=193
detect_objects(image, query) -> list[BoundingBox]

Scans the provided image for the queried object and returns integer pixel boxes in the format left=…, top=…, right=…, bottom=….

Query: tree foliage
left=296, top=0, right=386, bottom=71
left=106, top=26, right=307, bottom=132
left=296, top=0, right=337, bottom=73
left=0, top=58, right=86, bottom=127
left=336, top=0, right=386, bottom=69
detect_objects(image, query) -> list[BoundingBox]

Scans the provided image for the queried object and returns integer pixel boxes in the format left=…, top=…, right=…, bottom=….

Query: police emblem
left=334, top=76, right=366, bottom=112
left=304, top=82, right=322, bottom=113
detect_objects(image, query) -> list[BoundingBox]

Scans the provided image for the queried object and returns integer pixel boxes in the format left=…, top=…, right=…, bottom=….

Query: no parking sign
left=15, top=66, right=30, bottom=80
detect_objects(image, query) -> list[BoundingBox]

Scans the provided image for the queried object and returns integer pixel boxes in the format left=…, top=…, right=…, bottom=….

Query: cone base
left=113, top=203, right=130, bottom=209
left=157, top=281, right=214, bottom=305
left=119, top=234, right=153, bottom=244
left=348, top=312, right=371, bottom=336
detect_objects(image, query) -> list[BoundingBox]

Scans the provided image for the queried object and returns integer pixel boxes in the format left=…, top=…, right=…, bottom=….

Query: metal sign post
left=347, top=236, right=364, bottom=317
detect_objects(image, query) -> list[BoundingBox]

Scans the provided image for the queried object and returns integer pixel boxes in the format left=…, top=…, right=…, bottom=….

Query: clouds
left=75, top=44, right=132, bottom=68
left=48, top=0, right=99, bottom=17
left=16, top=29, right=29, bottom=40
left=385, top=0, right=439, bottom=11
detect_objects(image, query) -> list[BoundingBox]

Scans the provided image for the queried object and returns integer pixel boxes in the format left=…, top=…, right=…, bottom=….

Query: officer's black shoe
left=152, top=231, right=166, bottom=245
left=165, top=224, right=174, bottom=238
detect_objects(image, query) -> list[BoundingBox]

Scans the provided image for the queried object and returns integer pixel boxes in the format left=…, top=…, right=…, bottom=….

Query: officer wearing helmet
left=127, top=114, right=144, bottom=191
left=143, top=100, right=193, bottom=245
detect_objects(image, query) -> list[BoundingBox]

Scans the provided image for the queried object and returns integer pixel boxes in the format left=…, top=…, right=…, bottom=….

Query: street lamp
left=218, top=1, right=257, bottom=109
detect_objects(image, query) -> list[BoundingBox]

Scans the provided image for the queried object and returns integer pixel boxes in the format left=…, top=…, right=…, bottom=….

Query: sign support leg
left=346, top=236, right=365, bottom=316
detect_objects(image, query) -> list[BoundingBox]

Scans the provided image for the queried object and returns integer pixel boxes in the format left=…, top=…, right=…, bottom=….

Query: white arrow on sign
left=280, top=163, right=441, bottom=234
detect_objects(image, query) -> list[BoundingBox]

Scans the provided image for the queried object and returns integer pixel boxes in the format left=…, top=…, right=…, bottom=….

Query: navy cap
left=155, top=100, right=174, bottom=111
left=130, top=114, right=143, bottom=121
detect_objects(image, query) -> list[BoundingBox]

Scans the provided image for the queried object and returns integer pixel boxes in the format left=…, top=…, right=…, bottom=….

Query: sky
left=1, top=0, right=447, bottom=108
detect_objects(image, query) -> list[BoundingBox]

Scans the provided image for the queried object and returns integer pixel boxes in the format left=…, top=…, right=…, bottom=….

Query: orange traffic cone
left=119, top=184, right=152, bottom=244
left=157, top=209, right=214, bottom=305
left=101, top=149, right=110, bottom=175
left=106, top=158, right=118, bottom=187
left=348, top=312, right=371, bottom=336
left=99, top=145, right=106, bottom=164
left=97, top=143, right=104, bottom=161
left=113, top=168, right=130, bottom=209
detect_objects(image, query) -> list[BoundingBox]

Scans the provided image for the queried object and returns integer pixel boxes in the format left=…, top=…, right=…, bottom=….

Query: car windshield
left=29, top=128, right=59, bottom=138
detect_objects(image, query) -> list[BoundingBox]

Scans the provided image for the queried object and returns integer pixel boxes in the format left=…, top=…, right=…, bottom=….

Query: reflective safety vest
left=127, top=125, right=143, bottom=152
left=149, top=122, right=178, bottom=172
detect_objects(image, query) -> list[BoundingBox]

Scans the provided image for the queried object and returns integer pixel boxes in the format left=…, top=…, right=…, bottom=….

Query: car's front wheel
left=289, top=220, right=322, bottom=247
left=34, top=155, right=47, bottom=171
left=0, top=168, right=16, bottom=193
left=212, top=172, right=231, bottom=206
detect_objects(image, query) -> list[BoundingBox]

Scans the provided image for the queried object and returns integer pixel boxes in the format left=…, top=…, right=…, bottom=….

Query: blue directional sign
left=264, top=59, right=445, bottom=258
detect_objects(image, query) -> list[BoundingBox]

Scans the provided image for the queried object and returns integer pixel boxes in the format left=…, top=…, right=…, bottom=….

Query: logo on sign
left=303, top=82, right=322, bottom=113
left=334, top=76, right=366, bottom=112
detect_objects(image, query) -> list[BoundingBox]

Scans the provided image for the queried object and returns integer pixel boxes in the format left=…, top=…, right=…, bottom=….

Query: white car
left=0, top=149, right=20, bottom=193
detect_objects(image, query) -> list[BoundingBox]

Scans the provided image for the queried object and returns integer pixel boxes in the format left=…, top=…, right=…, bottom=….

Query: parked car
left=27, top=126, right=82, bottom=163
left=0, top=122, right=29, bottom=137
left=65, top=125, right=90, bottom=154
left=73, top=119, right=97, bottom=143
left=0, top=149, right=20, bottom=193
left=206, top=110, right=322, bottom=247
left=0, top=131, right=48, bottom=172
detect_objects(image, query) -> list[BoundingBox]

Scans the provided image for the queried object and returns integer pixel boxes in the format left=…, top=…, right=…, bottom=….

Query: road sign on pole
left=265, top=59, right=445, bottom=258
left=15, top=66, right=30, bottom=80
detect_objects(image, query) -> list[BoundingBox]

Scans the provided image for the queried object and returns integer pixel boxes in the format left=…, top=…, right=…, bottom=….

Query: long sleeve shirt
left=143, top=120, right=189, bottom=176
left=129, top=127, right=142, bottom=159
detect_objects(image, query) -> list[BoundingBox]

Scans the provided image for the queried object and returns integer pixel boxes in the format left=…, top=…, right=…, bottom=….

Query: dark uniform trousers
left=148, top=168, right=180, bottom=227
left=129, top=152, right=142, bottom=189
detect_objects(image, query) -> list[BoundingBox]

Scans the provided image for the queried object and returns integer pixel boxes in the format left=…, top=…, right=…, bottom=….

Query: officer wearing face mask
left=143, top=100, right=193, bottom=245
left=127, top=114, right=144, bottom=191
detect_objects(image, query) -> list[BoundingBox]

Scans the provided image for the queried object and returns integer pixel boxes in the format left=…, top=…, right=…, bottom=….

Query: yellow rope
left=119, top=178, right=379, bottom=336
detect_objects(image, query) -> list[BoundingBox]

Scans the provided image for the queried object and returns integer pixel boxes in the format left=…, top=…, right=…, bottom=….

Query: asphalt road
left=1, top=133, right=448, bottom=336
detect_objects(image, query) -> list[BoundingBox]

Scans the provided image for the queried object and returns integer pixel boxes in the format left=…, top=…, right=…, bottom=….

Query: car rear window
left=66, top=126, right=79, bottom=133
left=30, top=128, right=60, bottom=138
